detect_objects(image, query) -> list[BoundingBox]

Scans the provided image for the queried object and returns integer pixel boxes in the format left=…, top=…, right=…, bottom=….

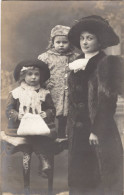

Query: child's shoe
left=38, top=154, right=51, bottom=179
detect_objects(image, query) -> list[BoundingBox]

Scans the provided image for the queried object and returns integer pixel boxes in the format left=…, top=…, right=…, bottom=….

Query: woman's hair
left=47, top=36, right=75, bottom=51
left=18, top=67, right=44, bottom=85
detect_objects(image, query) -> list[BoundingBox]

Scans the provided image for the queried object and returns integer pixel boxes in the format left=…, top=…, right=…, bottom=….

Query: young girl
left=4, top=59, right=56, bottom=192
left=38, top=25, right=79, bottom=138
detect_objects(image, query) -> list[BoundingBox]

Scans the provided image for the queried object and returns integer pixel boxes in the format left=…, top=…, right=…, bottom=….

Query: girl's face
left=80, top=31, right=100, bottom=54
left=53, top=35, right=70, bottom=54
left=25, top=68, right=40, bottom=86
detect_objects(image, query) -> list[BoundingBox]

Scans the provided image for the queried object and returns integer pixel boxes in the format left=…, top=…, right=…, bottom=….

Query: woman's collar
left=85, top=51, right=99, bottom=59
left=69, top=51, right=99, bottom=72
left=69, top=58, right=89, bottom=72
left=69, top=51, right=105, bottom=73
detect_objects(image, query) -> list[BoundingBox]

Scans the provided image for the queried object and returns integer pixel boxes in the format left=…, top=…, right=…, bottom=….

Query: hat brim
left=68, top=18, right=120, bottom=49
left=14, top=60, right=50, bottom=84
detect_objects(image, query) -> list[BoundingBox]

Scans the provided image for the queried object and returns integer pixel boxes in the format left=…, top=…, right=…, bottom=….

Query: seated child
left=4, top=59, right=57, bottom=191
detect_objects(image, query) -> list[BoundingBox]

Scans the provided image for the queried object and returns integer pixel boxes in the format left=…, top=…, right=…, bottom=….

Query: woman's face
left=80, top=31, right=100, bottom=54
left=25, top=68, right=40, bottom=86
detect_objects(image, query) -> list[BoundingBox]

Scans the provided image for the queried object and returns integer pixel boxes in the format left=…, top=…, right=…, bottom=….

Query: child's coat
left=38, top=49, right=78, bottom=116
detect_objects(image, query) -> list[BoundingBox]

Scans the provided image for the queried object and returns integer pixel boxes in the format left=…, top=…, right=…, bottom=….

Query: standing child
left=3, top=59, right=56, bottom=193
left=38, top=25, right=78, bottom=138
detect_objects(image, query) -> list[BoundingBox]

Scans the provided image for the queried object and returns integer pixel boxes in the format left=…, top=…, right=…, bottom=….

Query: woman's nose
left=83, top=39, right=88, bottom=45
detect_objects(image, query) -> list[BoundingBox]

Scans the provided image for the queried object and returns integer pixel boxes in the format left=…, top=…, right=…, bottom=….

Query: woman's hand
left=89, top=133, right=99, bottom=145
left=40, top=111, right=47, bottom=119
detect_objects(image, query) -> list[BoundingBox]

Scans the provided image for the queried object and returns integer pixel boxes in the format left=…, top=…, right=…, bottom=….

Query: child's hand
left=18, top=114, right=24, bottom=120
left=89, top=133, right=99, bottom=145
left=40, top=111, right=47, bottom=119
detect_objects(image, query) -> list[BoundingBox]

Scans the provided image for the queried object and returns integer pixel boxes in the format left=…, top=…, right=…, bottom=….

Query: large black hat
left=14, top=59, right=50, bottom=84
left=68, top=15, right=120, bottom=49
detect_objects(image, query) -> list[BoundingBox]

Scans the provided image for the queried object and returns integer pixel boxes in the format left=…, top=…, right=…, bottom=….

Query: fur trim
left=97, top=55, right=124, bottom=97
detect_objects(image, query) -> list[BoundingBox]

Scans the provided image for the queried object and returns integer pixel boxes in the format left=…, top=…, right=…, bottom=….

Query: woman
left=67, top=15, right=123, bottom=195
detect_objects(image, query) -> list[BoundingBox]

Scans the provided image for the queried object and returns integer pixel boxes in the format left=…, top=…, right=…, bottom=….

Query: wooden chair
left=1, top=137, right=68, bottom=195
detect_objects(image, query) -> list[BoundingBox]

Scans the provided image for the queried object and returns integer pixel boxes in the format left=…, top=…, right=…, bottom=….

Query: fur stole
left=97, top=55, right=124, bottom=97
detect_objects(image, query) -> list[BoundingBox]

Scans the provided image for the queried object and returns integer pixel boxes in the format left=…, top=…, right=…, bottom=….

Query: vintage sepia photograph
left=1, top=1, right=124, bottom=195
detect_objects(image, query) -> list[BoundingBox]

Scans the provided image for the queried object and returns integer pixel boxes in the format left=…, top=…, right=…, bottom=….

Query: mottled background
left=1, top=1, right=124, bottom=194
left=2, top=1, right=124, bottom=72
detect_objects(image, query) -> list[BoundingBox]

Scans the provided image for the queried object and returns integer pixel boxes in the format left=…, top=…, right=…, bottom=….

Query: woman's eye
left=88, top=37, right=93, bottom=40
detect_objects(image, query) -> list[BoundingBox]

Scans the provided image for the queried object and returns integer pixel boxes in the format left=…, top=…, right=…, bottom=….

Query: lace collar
left=21, top=81, right=41, bottom=91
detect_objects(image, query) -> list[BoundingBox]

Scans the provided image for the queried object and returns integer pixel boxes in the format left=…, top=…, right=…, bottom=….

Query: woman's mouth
left=31, top=80, right=36, bottom=83
left=83, top=47, right=89, bottom=49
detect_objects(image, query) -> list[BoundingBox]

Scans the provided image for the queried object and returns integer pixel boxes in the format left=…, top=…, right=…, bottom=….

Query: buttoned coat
left=38, top=49, right=78, bottom=116
left=67, top=51, right=123, bottom=194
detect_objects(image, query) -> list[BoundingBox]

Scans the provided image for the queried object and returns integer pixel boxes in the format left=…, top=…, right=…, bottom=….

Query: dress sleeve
left=6, top=92, right=19, bottom=122
left=90, top=55, right=123, bottom=135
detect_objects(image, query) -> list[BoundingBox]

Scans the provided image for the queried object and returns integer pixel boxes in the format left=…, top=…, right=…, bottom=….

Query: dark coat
left=4, top=89, right=56, bottom=154
left=67, top=51, right=123, bottom=194
left=5, top=91, right=56, bottom=137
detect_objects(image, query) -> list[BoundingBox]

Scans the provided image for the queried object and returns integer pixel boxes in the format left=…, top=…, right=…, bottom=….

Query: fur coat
left=67, top=51, right=123, bottom=194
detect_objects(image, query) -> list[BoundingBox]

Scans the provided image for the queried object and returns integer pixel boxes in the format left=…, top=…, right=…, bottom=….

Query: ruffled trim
left=12, top=87, right=50, bottom=101
left=69, top=58, right=89, bottom=73
left=21, top=81, right=41, bottom=91
left=11, top=85, right=50, bottom=115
